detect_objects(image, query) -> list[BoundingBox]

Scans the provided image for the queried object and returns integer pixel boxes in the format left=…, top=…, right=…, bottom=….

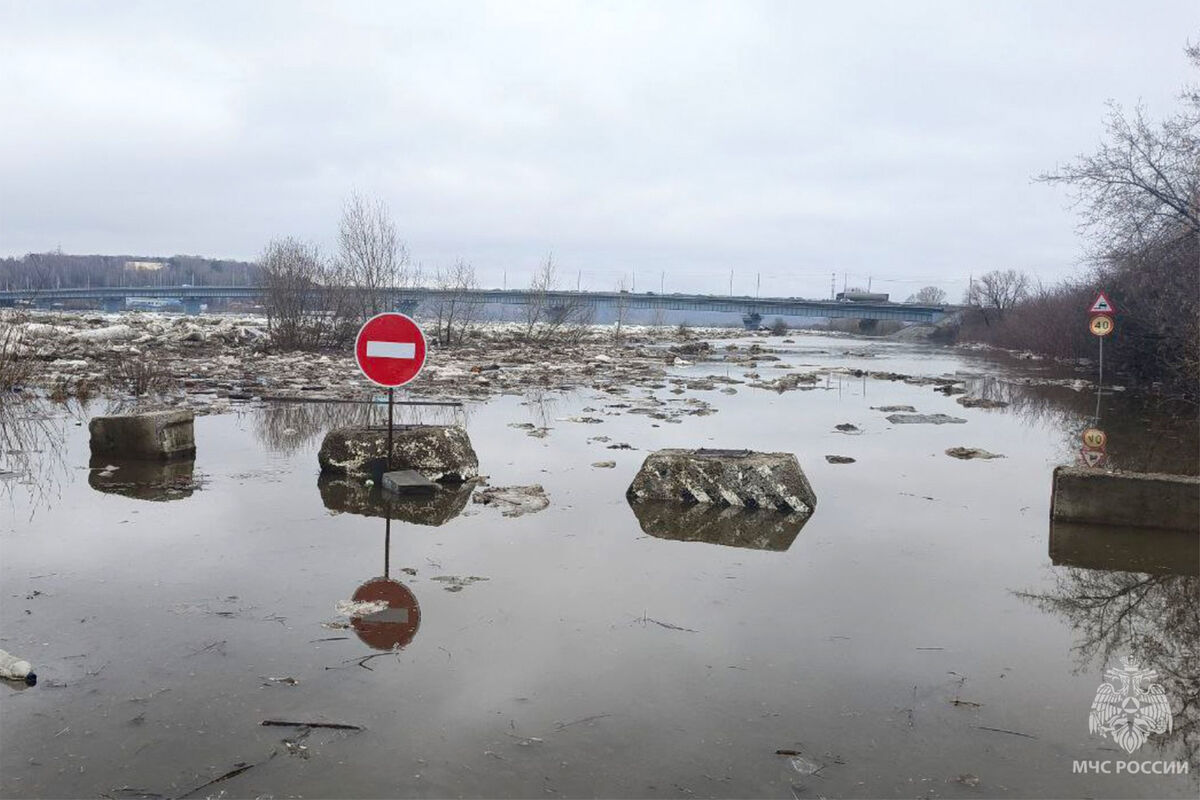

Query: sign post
left=354, top=313, right=429, bottom=470
left=1088, top=292, right=1115, bottom=422
left=1082, top=292, right=1115, bottom=467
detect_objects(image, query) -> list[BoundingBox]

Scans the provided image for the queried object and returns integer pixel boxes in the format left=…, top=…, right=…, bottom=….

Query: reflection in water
left=349, top=575, right=422, bottom=651
left=343, top=512, right=422, bottom=651
left=964, top=375, right=1199, bottom=475
left=628, top=498, right=809, bottom=551
left=318, top=475, right=473, bottom=526
left=1050, top=521, right=1199, bottom=576
left=0, top=402, right=68, bottom=515
left=88, top=456, right=201, bottom=502
left=1020, top=547, right=1200, bottom=762
left=254, top=401, right=470, bottom=456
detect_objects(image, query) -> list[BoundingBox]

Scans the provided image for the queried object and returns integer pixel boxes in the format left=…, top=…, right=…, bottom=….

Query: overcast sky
left=1, top=1, right=1195, bottom=298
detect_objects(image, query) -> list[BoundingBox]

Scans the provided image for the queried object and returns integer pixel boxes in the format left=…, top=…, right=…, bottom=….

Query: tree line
left=0, top=251, right=259, bottom=290
left=957, top=44, right=1198, bottom=401
left=259, top=193, right=594, bottom=350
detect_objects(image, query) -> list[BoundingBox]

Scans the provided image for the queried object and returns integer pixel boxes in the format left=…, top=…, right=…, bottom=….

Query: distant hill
left=0, top=251, right=259, bottom=290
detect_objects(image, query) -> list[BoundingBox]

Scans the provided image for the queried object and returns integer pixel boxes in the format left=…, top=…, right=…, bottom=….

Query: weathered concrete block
left=628, top=498, right=809, bottom=551
left=88, top=409, right=195, bottom=460
left=1051, top=467, right=1199, bottom=531
left=626, top=448, right=817, bottom=513
left=318, top=425, right=478, bottom=482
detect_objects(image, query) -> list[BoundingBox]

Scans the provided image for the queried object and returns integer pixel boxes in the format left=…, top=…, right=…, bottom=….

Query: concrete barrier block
left=318, top=425, right=479, bottom=482
left=1050, top=466, right=1199, bottom=532
left=626, top=448, right=817, bottom=514
left=88, top=409, right=195, bottom=460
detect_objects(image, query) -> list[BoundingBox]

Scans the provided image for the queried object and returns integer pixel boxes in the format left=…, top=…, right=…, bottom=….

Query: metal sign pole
left=387, top=387, right=395, bottom=471
left=1095, top=335, right=1103, bottom=423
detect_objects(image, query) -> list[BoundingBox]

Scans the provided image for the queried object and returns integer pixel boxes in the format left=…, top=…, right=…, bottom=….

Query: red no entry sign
left=354, top=313, right=427, bottom=388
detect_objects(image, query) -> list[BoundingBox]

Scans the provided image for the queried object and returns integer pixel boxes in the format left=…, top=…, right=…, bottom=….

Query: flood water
left=1, top=334, right=1197, bottom=799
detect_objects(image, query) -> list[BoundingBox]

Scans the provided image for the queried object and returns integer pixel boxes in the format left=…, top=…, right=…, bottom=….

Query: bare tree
left=428, top=259, right=483, bottom=347
left=1031, top=45, right=1199, bottom=396
left=259, top=237, right=350, bottom=350
left=338, top=192, right=409, bottom=319
left=522, top=253, right=592, bottom=342
left=906, top=285, right=947, bottom=305
left=1037, top=99, right=1198, bottom=257
left=522, top=253, right=557, bottom=337
left=966, top=269, right=1030, bottom=324
left=613, top=278, right=630, bottom=343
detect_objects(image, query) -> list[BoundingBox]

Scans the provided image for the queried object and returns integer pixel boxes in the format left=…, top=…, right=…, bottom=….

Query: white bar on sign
left=366, top=341, right=416, bottom=360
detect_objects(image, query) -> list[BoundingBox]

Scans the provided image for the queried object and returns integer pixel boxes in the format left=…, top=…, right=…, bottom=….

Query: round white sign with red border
left=354, top=312, right=428, bottom=388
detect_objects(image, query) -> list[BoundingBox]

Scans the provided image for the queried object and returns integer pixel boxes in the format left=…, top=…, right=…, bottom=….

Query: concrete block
left=318, top=425, right=478, bottom=482
left=88, top=409, right=195, bottom=460
left=1050, top=466, right=1199, bottom=531
left=626, top=448, right=817, bottom=513
left=382, top=469, right=440, bottom=495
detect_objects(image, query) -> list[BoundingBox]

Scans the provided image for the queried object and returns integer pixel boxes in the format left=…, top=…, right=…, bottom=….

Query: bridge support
left=858, top=318, right=878, bottom=332
left=182, top=299, right=204, bottom=315
left=101, top=298, right=124, bottom=313
left=548, top=305, right=569, bottom=324
left=742, top=312, right=762, bottom=330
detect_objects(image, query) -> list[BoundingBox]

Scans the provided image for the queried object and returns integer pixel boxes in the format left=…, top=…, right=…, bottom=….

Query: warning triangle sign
left=1080, top=448, right=1106, bottom=468
left=1090, top=292, right=1116, bottom=315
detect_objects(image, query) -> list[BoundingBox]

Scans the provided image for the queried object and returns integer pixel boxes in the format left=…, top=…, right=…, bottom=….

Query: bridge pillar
left=182, top=299, right=204, bottom=315
left=858, top=318, right=878, bottom=332
left=742, top=312, right=762, bottom=330
left=101, top=298, right=125, bottom=313
left=548, top=305, right=568, bottom=324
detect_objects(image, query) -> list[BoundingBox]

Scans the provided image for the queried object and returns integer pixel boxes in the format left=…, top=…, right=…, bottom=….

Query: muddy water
left=1, top=334, right=1196, bottom=799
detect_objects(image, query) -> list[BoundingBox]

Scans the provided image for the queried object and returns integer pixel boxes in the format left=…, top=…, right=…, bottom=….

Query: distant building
left=124, top=260, right=165, bottom=271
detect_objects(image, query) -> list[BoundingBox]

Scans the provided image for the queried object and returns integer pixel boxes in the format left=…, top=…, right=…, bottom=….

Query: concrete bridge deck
left=0, top=285, right=950, bottom=323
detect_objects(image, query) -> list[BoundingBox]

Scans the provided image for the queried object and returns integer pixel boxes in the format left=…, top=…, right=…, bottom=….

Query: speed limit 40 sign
left=1089, top=314, right=1114, bottom=337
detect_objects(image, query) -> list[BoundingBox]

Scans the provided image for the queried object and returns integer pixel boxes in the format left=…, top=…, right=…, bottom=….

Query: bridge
left=0, top=285, right=950, bottom=327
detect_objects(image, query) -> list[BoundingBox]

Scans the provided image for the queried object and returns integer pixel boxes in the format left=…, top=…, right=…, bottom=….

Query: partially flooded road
left=2, top=333, right=1196, bottom=799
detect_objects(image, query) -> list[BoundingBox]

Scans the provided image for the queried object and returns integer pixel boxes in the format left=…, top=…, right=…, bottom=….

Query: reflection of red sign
left=350, top=577, right=421, bottom=651
left=354, top=313, right=427, bottom=388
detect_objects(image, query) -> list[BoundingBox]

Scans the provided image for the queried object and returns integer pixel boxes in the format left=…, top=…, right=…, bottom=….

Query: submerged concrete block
left=382, top=469, right=440, bottom=495
left=88, top=409, right=195, bottom=460
left=1051, top=467, right=1199, bottom=532
left=318, top=425, right=479, bottom=482
left=626, top=448, right=817, bottom=514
